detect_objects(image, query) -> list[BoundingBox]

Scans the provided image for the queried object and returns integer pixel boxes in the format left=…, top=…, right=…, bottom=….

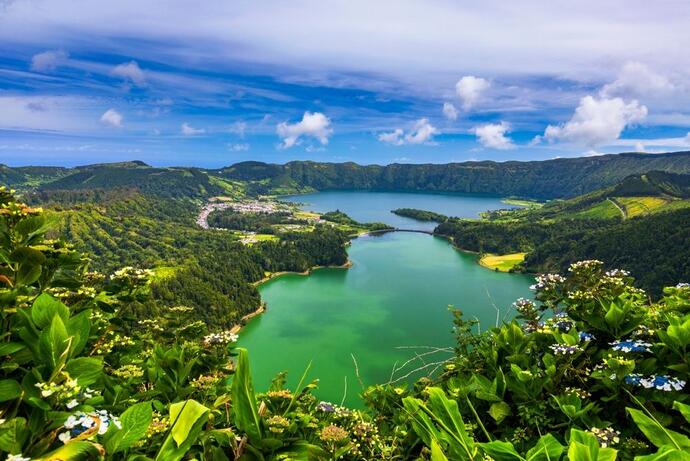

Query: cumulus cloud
left=600, top=62, right=674, bottom=98
left=100, top=108, right=123, bottom=127
left=540, top=96, right=647, bottom=147
left=112, top=61, right=146, bottom=85
left=277, top=111, right=332, bottom=148
left=456, top=76, right=490, bottom=110
left=473, top=121, right=515, bottom=149
left=181, top=122, right=205, bottom=135
left=378, top=128, right=405, bottom=146
left=30, top=50, right=69, bottom=72
left=442, top=102, right=459, bottom=120
left=378, top=118, right=439, bottom=146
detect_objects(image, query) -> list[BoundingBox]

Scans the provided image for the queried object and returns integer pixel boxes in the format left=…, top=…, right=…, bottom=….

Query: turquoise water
left=238, top=232, right=532, bottom=407
left=282, top=190, right=516, bottom=231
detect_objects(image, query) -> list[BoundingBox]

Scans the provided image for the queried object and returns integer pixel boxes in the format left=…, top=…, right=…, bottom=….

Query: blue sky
left=1, top=0, right=690, bottom=167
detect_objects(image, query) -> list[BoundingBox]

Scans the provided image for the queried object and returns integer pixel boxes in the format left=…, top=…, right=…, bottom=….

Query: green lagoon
left=238, top=192, right=532, bottom=406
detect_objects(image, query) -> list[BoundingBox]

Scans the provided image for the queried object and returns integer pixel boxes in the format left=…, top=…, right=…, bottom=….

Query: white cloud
left=100, top=108, right=123, bottom=128
left=277, top=111, right=332, bottom=148
left=541, top=96, right=647, bottom=147
left=442, top=102, right=458, bottom=120
left=634, top=141, right=645, bottom=153
left=30, top=50, right=69, bottom=72
left=111, top=61, right=146, bottom=85
left=456, top=76, right=490, bottom=110
left=377, top=128, right=404, bottom=146
left=473, top=121, right=515, bottom=149
left=378, top=118, right=438, bottom=146
left=228, top=143, right=250, bottom=151
left=600, top=62, right=674, bottom=98
left=181, top=122, right=205, bottom=135
left=229, top=121, right=247, bottom=138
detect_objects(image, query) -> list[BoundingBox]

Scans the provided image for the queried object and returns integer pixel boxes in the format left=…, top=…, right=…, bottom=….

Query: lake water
left=238, top=192, right=533, bottom=406
left=282, top=190, right=516, bottom=231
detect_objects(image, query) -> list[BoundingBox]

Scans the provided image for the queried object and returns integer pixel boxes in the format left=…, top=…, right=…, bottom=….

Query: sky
left=1, top=0, right=690, bottom=167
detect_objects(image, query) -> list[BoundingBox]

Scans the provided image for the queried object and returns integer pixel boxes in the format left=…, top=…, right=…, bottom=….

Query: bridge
left=364, top=228, right=436, bottom=236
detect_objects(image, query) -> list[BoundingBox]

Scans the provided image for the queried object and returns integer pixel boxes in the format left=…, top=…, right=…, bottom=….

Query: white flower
left=66, top=399, right=79, bottom=409
left=58, top=431, right=72, bottom=443
left=7, top=454, right=31, bottom=461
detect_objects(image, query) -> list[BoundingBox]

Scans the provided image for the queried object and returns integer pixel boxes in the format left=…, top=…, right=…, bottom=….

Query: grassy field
left=479, top=252, right=526, bottom=272
left=572, top=200, right=623, bottom=219
left=616, top=196, right=669, bottom=217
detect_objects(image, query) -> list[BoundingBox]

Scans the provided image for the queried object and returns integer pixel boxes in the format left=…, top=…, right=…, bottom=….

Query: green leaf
left=34, top=440, right=102, bottom=461
left=38, top=314, right=70, bottom=371
left=65, top=357, right=103, bottom=387
left=31, top=293, right=69, bottom=330
left=0, top=417, right=29, bottom=454
left=104, top=402, right=152, bottom=454
left=628, top=408, right=690, bottom=449
left=170, top=400, right=209, bottom=447
left=0, top=342, right=26, bottom=357
left=431, top=440, right=450, bottom=461
left=66, top=310, right=92, bottom=356
left=489, top=401, right=511, bottom=424
left=526, top=434, right=564, bottom=461
left=0, top=379, right=22, bottom=402
left=155, top=400, right=209, bottom=461
left=673, top=401, right=690, bottom=424
left=480, top=440, right=524, bottom=461
left=230, top=348, right=262, bottom=441
left=634, top=445, right=690, bottom=461
left=568, top=429, right=610, bottom=461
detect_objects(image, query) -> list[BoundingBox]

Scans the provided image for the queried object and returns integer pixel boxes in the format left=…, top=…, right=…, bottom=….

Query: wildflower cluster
left=111, top=266, right=153, bottom=282
left=35, top=374, right=96, bottom=409
left=624, top=374, right=686, bottom=391
left=549, top=344, right=582, bottom=355
left=530, top=273, right=565, bottom=292
left=564, top=387, right=591, bottom=399
left=267, top=415, right=291, bottom=434
left=588, top=427, right=621, bottom=448
left=58, top=410, right=121, bottom=443
left=92, top=329, right=136, bottom=354
left=138, top=318, right=165, bottom=332
left=202, top=330, right=239, bottom=346
left=111, top=364, right=145, bottom=379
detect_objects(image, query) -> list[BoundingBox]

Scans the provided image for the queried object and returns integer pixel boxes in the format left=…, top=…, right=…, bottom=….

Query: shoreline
left=230, top=260, right=353, bottom=335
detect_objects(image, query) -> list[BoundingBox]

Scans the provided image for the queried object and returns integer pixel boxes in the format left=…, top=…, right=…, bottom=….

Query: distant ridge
left=4, top=151, right=690, bottom=200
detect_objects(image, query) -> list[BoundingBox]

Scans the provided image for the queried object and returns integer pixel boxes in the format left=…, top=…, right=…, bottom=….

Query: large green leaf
left=431, top=440, right=450, bottom=461
left=0, top=379, right=22, bottom=402
left=65, top=357, right=103, bottom=387
left=31, top=293, right=69, bottom=330
left=104, top=401, right=152, bottom=454
left=526, top=434, right=564, bottom=461
left=489, top=401, right=511, bottom=424
left=673, top=401, right=690, bottom=424
left=628, top=408, right=690, bottom=449
left=568, top=429, right=617, bottom=461
left=634, top=445, right=690, bottom=461
left=66, top=310, right=92, bottom=356
left=480, top=440, right=524, bottom=461
left=0, top=417, right=28, bottom=454
left=155, top=400, right=209, bottom=461
left=34, top=440, right=102, bottom=461
left=38, top=314, right=70, bottom=371
left=230, top=348, right=262, bottom=441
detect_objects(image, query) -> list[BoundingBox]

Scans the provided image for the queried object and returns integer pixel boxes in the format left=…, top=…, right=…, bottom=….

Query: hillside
left=435, top=172, right=690, bottom=296
left=215, top=151, right=690, bottom=199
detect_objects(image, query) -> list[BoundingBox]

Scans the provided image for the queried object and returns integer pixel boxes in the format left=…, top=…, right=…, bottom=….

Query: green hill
left=216, top=151, right=690, bottom=199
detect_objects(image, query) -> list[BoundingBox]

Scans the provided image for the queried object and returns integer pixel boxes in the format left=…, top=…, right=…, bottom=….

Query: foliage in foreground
left=2, top=186, right=690, bottom=460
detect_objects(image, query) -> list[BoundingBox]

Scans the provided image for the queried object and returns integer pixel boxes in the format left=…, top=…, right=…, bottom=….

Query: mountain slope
left=216, top=151, right=690, bottom=199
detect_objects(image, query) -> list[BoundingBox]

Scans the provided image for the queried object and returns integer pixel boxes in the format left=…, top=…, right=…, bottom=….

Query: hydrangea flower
left=610, top=339, right=652, bottom=353
left=605, top=269, right=630, bottom=278
left=316, top=401, right=336, bottom=412
left=530, top=273, right=566, bottom=291
left=549, top=344, right=582, bottom=355
left=58, top=410, right=121, bottom=443
left=588, top=427, right=621, bottom=447
left=579, top=331, right=595, bottom=342
left=6, top=454, right=31, bottom=461
left=625, top=374, right=686, bottom=391
left=676, top=282, right=690, bottom=289
left=202, top=331, right=239, bottom=346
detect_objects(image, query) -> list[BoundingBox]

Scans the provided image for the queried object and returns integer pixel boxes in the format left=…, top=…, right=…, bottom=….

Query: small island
left=391, top=208, right=449, bottom=222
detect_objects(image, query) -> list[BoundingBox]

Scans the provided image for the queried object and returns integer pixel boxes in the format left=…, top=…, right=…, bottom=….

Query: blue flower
left=579, top=332, right=595, bottom=342
left=625, top=374, right=685, bottom=391
left=610, top=340, right=652, bottom=353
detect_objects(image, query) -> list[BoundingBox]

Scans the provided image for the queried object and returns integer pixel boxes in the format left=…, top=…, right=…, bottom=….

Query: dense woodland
left=392, top=208, right=449, bottom=222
